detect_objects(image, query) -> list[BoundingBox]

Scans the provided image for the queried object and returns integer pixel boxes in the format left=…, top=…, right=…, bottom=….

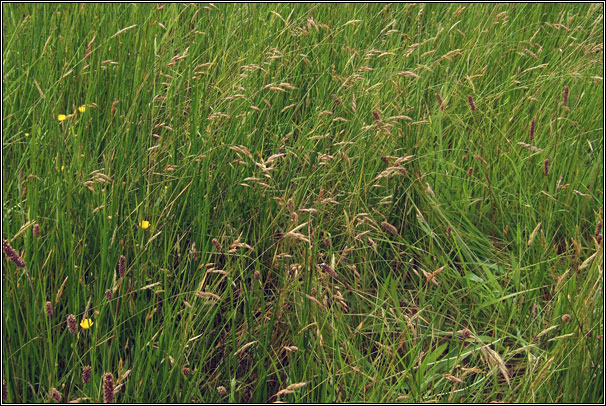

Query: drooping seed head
left=2, top=239, right=26, bottom=268
left=103, top=373, right=114, bottom=403
left=67, top=314, right=78, bottom=334
left=82, top=366, right=92, bottom=384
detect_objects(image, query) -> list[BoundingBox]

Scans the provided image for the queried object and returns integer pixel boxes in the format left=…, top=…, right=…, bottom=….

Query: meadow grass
left=2, top=3, right=603, bottom=403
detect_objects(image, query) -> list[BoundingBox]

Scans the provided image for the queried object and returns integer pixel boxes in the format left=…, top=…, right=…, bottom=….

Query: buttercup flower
left=58, top=114, right=67, bottom=122
left=80, top=318, right=93, bottom=329
left=78, top=105, right=86, bottom=113
left=139, top=220, right=150, bottom=230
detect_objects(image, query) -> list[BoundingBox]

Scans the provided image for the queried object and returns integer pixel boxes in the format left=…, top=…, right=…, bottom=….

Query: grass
left=1, top=3, right=603, bottom=403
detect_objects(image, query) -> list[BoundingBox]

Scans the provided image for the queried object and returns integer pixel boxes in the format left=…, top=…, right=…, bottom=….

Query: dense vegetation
left=2, top=3, right=603, bottom=403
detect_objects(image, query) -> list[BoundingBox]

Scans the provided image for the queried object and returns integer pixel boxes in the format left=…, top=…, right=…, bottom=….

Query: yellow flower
left=139, top=220, right=150, bottom=229
left=80, top=318, right=93, bottom=329
left=25, top=132, right=29, bottom=137
left=61, top=165, right=65, bottom=171
left=78, top=105, right=86, bottom=113
left=58, top=114, right=67, bottom=122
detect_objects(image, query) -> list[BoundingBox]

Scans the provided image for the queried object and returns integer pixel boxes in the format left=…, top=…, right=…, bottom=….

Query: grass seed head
left=82, top=366, right=92, bottom=384
left=467, top=95, right=476, bottom=112
left=563, top=86, right=569, bottom=106
left=530, top=119, right=535, bottom=140
left=436, top=93, right=444, bottom=110
left=67, top=314, right=78, bottom=334
left=103, top=373, right=114, bottom=403
left=33, top=224, right=41, bottom=238
left=544, top=159, right=550, bottom=176
left=45, top=301, right=53, bottom=318
left=2, top=239, right=26, bottom=268
left=50, top=388, right=62, bottom=403
left=118, top=255, right=126, bottom=278
left=217, top=386, right=227, bottom=396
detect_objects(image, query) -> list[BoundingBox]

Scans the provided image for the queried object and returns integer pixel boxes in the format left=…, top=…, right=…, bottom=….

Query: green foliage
left=2, top=3, right=603, bottom=402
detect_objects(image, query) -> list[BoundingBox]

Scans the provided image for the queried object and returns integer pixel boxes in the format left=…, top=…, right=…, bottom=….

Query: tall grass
left=2, top=3, right=603, bottom=403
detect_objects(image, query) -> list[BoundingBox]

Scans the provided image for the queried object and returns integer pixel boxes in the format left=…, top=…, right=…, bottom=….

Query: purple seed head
left=563, top=86, right=569, bottom=106
left=467, top=95, right=476, bottom=112
left=67, top=314, right=78, bottom=334
left=45, top=301, right=53, bottom=318
left=33, top=224, right=41, bottom=238
left=372, top=110, right=380, bottom=123
left=103, top=372, right=114, bottom=403
left=2, top=239, right=26, bottom=268
left=467, top=167, right=473, bottom=177
left=530, top=120, right=535, bottom=141
left=436, top=93, right=444, bottom=111
left=82, top=365, right=92, bottom=384
left=544, top=159, right=550, bottom=176
left=105, top=289, right=113, bottom=300
left=118, top=255, right=126, bottom=278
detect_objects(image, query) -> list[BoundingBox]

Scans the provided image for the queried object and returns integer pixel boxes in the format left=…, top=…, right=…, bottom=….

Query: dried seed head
left=67, top=314, right=78, bottom=334
left=467, top=167, right=473, bottom=177
left=2, top=239, right=26, bottom=268
left=182, top=367, right=191, bottom=377
left=2, top=379, right=7, bottom=402
left=82, top=366, right=92, bottom=384
left=595, top=221, right=602, bottom=237
left=458, top=328, right=473, bottom=339
left=118, top=255, right=126, bottom=278
left=103, top=373, right=114, bottom=403
left=49, top=387, right=62, bottom=403
left=105, top=289, right=112, bottom=300
left=544, top=159, right=550, bottom=176
left=33, top=224, right=41, bottom=238
left=467, top=95, right=476, bottom=112
left=217, top=386, right=227, bottom=396
left=45, top=301, right=53, bottom=318
left=530, top=120, right=535, bottom=141
left=561, top=314, right=571, bottom=323
left=381, top=221, right=398, bottom=235
left=253, top=270, right=260, bottom=281
left=563, top=86, right=569, bottom=106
